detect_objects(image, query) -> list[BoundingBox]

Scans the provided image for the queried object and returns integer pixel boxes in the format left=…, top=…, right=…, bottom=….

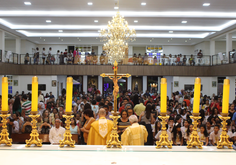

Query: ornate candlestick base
left=217, top=113, right=233, bottom=149
left=156, top=113, right=173, bottom=149
left=59, top=112, right=75, bottom=148
left=25, top=111, right=42, bottom=147
left=0, top=111, right=12, bottom=146
left=106, top=112, right=122, bottom=148
left=187, top=113, right=203, bottom=149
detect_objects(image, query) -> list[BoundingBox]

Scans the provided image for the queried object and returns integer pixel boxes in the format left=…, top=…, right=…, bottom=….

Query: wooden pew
left=11, top=133, right=79, bottom=144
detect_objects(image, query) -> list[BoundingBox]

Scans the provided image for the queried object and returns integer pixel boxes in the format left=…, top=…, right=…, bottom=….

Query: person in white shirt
left=38, top=91, right=44, bottom=102
left=198, top=125, right=209, bottom=146
left=12, top=114, right=20, bottom=133
left=42, top=48, right=46, bottom=65
left=181, top=120, right=189, bottom=138
left=209, top=125, right=220, bottom=146
left=49, top=119, right=65, bottom=145
left=206, top=121, right=214, bottom=135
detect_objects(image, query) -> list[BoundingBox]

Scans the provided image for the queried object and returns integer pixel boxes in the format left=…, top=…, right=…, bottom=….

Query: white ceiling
left=1, top=0, right=236, bottom=45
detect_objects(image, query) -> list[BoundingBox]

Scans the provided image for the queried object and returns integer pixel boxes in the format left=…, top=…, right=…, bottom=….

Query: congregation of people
left=24, top=47, right=205, bottom=66
left=1, top=87, right=236, bottom=147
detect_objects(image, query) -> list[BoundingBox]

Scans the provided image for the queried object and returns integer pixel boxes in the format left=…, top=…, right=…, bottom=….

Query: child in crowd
left=172, top=123, right=183, bottom=146
left=184, top=124, right=193, bottom=143
left=198, top=125, right=209, bottom=146
left=209, top=125, right=220, bottom=146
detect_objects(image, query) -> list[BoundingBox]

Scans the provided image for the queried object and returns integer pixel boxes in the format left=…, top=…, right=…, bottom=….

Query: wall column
left=98, top=76, right=103, bottom=95
left=163, top=76, right=173, bottom=99
left=16, top=38, right=21, bottom=64
left=127, top=76, right=132, bottom=91
left=83, top=75, right=88, bottom=94
left=143, top=76, right=147, bottom=92
left=128, top=46, right=133, bottom=56
left=226, top=33, right=232, bottom=63
left=226, top=76, right=235, bottom=103
left=0, top=30, right=5, bottom=62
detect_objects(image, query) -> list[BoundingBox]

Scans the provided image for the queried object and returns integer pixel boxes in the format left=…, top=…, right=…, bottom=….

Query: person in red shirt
left=119, top=98, right=129, bottom=113
left=183, top=95, right=190, bottom=107
left=209, top=96, right=221, bottom=114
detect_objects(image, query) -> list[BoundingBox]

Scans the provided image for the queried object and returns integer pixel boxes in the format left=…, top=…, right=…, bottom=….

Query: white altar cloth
left=0, top=145, right=235, bottom=165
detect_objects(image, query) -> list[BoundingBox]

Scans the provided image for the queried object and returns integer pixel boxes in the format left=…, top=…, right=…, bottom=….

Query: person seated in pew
left=121, top=115, right=148, bottom=145
left=49, top=119, right=65, bottom=145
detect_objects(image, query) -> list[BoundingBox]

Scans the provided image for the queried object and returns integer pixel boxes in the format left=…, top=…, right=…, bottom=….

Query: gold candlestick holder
left=59, top=112, right=75, bottom=148
left=156, top=113, right=173, bottom=149
left=0, top=111, right=12, bottom=146
left=106, top=112, right=122, bottom=148
left=25, top=111, right=42, bottom=147
left=217, top=113, right=233, bottom=149
left=187, top=113, right=203, bottom=149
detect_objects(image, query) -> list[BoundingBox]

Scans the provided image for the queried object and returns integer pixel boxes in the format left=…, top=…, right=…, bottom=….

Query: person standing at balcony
left=59, top=51, right=64, bottom=65
left=73, top=48, right=80, bottom=64
left=34, top=47, right=39, bottom=64
left=56, top=50, right=60, bottom=64
left=64, top=49, right=68, bottom=64
left=197, top=50, right=203, bottom=65
left=42, top=48, right=46, bottom=65
left=47, top=47, right=52, bottom=65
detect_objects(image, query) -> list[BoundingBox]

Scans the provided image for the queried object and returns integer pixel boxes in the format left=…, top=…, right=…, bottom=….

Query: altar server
left=87, top=108, right=113, bottom=145
left=49, top=119, right=65, bottom=145
left=121, top=115, right=148, bottom=145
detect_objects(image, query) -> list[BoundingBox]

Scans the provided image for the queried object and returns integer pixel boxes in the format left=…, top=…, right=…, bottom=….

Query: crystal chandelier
left=100, top=10, right=136, bottom=63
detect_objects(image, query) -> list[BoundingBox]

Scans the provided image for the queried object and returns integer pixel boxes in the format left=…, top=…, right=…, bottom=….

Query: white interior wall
left=163, top=45, right=194, bottom=55
left=12, top=75, right=59, bottom=97
left=5, top=39, right=15, bottom=52
left=133, top=46, right=146, bottom=55
left=215, top=41, right=226, bottom=53
left=173, top=76, right=217, bottom=96
left=21, top=40, right=36, bottom=54
left=36, top=44, right=68, bottom=54
left=194, top=41, right=210, bottom=55
left=163, top=76, right=173, bottom=98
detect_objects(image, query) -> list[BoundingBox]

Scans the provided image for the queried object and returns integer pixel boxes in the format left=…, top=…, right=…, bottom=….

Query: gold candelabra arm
left=25, top=112, right=42, bottom=147
left=187, top=113, right=203, bottom=149
left=59, top=112, right=75, bottom=148
left=156, top=113, right=173, bottom=149
left=0, top=112, right=12, bottom=146
left=217, top=113, right=233, bottom=149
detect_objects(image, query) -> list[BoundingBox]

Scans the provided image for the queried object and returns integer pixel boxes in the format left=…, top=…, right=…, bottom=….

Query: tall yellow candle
left=193, top=77, right=201, bottom=114
left=222, top=79, right=230, bottom=114
left=1, top=77, right=8, bottom=111
left=160, top=78, right=167, bottom=113
left=66, top=77, right=73, bottom=112
left=31, top=76, right=38, bottom=112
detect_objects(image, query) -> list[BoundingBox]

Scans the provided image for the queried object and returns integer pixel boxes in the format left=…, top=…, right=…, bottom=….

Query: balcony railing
left=2, top=49, right=236, bottom=66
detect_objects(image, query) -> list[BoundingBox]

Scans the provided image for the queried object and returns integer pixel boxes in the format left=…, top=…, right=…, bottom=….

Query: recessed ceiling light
left=203, top=3, right=210, bottom=6
left=46, top=20, right=51, bottom=23
left=24, top=2, right=31, bottom=5
left=94, top=20, right=98, bottom=23
left=134, top=20, right=138, bottom=23
left=182, top=21, right=187, bottom=24
left=169, top=31, right=173, bottom=33
left=87, top=2, right=93, bottom=5
left=141, top=2, right=146, bottom=5
left=58, top=30, right=63, bottom=32
left=114, top=7, right=119, bottom=9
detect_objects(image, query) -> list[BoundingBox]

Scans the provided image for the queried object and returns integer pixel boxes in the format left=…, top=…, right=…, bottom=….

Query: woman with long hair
left=198, top=124, right=209, bottom=146
left=172, top=123, right=183, bottom=146
left=139, top=104, right=155, bottom=145
left=13, top=96, right=22, bottom=115
left=80, top=109, right=95, bottom=144
left=70, top=117, right=80, bottom=134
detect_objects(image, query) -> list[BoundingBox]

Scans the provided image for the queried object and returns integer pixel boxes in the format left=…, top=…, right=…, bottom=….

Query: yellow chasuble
left=121, top=123, right=148, bottom=145
left=87, top=117, right=113, bottom=145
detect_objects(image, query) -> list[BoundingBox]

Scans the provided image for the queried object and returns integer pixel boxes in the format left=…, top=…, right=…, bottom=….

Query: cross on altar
left=100, top=60, right=131, bottom=148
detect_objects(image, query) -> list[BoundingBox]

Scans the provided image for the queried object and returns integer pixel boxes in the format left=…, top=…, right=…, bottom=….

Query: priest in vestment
left=87, top=108, right=113, bottom=145
left=121, top=115, right=148, bottom=145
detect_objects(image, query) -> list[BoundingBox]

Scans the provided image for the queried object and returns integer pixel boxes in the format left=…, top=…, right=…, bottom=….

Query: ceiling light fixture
left=169, top=31, right=173, bottom=33
left=141, top=2, right=146, bottom=5
left=24, top=2, right=31, bottom=5
left=203, top=3, right=210, bottom=6
left=58, top=30, right=63, bottom=32
left=182, top=21, right=187, bottom=24
left=134, top=20, right=138, bottom=23
left=94, top=20, right=98, bottom=23
left=46, top=20, right=51, bottom=23
left=87, top=2, right=93, bottom=5
left=114, top=7, right=119, bottom=9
